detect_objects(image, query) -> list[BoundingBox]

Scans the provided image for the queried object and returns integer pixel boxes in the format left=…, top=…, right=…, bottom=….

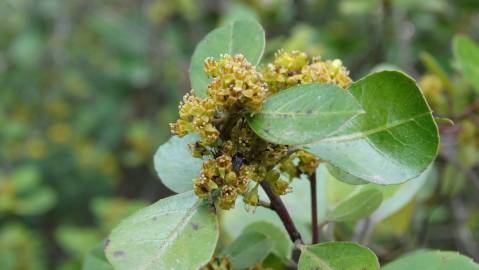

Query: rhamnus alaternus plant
left=97, top=20, right=479, bottom=270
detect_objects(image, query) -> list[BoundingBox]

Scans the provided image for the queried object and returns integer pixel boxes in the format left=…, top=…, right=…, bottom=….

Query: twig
left=260, top=181, right=304, bottom=245
left=310, top=172, right=319, bottom=244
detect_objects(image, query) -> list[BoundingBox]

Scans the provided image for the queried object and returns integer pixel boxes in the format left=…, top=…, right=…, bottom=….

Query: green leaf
left=298, top=242, right=380, bottom=270
left=453, top=35, right=479, bottom=92
left=154, top=135, right=202, bottom=193
left=221, top=232, right=273, bottom=270
left=82, top=242, right=113, bottom=270
left=189, top=20, right=265, bottom=98
left=382, top=250, right=479, bottom=270
left=248, top=83, right=363, bottom=145
left=242, top=221, right=292, bottom=262
left=326, top=164, right=368, bottom=185
left=326, top=189, right=383, bottom=222
left=305, top=71, right=439, bottom=184
left=105, top=192, right=218, bottom=270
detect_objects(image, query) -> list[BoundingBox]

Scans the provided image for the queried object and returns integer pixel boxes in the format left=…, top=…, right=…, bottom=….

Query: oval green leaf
left=298, top=242, right=380, bottom=270
left=154, top=135, right=202, bottom=193
left=242, top=221, right=292, bottom=262
left=453, top=35, right=479, bottom=92
left=189, top=20, right=265, bottom=98
left=383, top=250, right=479, bottom=270
left=248, top=83, right=363, bottom=145
left=326, top=189, right=383, bottom=222
left=105, top=192, right=218, bottom=270
left=305, top=71, right=439, bottom=184
left=221, top=232, right=273, bottom=270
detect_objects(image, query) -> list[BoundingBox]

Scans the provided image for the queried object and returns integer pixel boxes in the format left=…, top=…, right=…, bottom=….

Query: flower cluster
left=170, top=93, right=219, bottom=145
left=263, top=49, right=353, bottom=94
left=171, top=50, right=349, bottom=210
left=205, top=54, right=268, bottom=113
left=280, top=150, right=320, bottom=180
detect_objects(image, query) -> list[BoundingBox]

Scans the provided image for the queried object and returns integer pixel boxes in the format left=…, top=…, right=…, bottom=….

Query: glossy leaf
left=248, top=83, right=363, bottom=145
left=154, top=135, right=202, bottom=193
left=305, top=71, right=439, bottom=184
left=326, top=189, right=383, bottom=222
left=82, top=242, right=113, bottom=270
left=383, top=250, right=479, bottom=270
left=189, top=20, right=265, bottom=98
left=242, top=221, right=292, bottom=262
left=454, top=35, right=479, bottom=92
left=221, top=232, right=273, bottom=270
left=298, top=242, right=380, bottom=270
left=105, top=192, right=218, bottom=270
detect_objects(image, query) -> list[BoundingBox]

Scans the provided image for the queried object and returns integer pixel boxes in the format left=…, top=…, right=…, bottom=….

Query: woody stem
left=260, top=181, right=304, bottom=245
left=310, top=171, right=319, bottom=244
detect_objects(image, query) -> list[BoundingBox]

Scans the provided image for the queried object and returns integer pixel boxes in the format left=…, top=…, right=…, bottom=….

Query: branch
left=309, top=172, right=319, bottom=244
left=260, top=181, right=304, bottom=245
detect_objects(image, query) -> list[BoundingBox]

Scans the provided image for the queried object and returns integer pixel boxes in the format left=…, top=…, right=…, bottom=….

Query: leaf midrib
left=255, top=110, right=362, bottom=117
left=307, top=111, right=431, bottom=145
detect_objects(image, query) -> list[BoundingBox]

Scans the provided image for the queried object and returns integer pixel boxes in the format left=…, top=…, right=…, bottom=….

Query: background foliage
left=0, top=0, right=478, bottom=269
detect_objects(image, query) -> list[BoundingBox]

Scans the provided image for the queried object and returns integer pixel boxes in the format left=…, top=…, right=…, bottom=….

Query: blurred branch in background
left=0, top=0, right=479, bottom=269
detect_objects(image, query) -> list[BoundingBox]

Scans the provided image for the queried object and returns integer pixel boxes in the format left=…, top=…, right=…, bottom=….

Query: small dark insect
left=232, top=152, right=245, bottom=173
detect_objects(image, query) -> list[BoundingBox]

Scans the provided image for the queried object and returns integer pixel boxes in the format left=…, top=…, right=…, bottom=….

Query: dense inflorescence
left=170, top=51, right=352, bottom=210
left=263, top=50, right=352, bottom=94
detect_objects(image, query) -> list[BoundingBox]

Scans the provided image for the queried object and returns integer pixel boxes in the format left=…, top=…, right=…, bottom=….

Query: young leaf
left=189, top=20, right=265, bottom=98
left=382, top=250, right=479, bottom=270
left=298, top=242, right=380, bottom=270
left=248, top=83, right=363, bottom=145
left=326, top=189, right=383, bottom=222
left=153, top=135, right=202, bottom=193
left=305, top=71, right=439, bottom=184
left=105, top=192, right=218, bottom=270
left=242, top=221, right=292, bottom=262
left=221, top=232, right=273, bottom=270
left=453, top=35, right=479, bottom=92
left=82, top=242, right=113, bottom=270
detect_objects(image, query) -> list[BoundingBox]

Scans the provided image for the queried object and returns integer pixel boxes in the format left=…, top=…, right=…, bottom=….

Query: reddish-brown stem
left=310, top=172, right=319, bottom=244
left=260, top=181, right=303, bottom=244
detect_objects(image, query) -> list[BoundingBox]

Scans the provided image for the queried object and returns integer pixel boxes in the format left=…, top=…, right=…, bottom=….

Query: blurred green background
left=0, top=0, right=478, bottom=269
